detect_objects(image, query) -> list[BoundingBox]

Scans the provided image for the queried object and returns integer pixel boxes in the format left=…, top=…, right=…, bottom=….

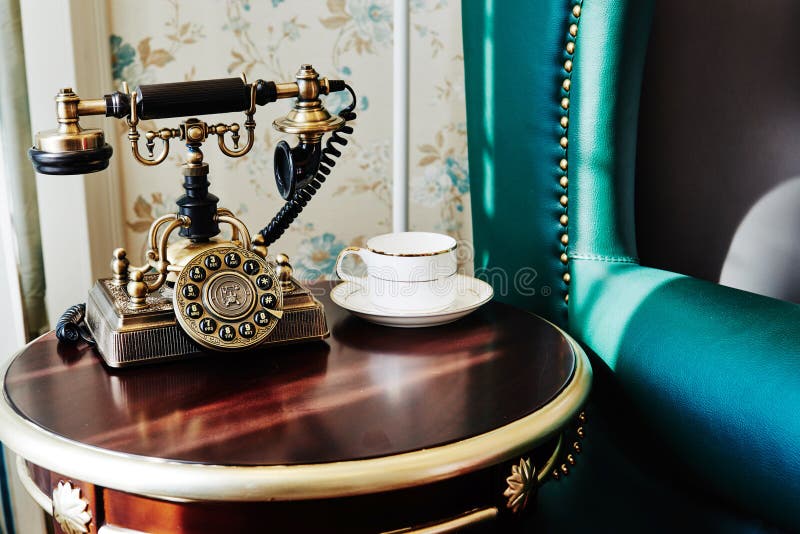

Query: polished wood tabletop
left=5, top=281, right=575, bottom=467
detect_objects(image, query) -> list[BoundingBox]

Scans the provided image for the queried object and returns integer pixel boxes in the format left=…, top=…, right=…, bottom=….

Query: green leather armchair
left=462, top=0, right=800, bottom=531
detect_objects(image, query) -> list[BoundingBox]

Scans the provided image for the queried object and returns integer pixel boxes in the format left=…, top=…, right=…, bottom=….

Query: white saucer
left=330, top=274, right=494, bottom=328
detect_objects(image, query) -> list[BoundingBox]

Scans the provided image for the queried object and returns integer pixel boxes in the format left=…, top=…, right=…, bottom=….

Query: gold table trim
left=1, top=322, right=591, bottom=503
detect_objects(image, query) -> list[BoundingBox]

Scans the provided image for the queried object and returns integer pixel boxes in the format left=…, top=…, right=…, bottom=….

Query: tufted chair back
left=463, top=0, right=653, bottom=327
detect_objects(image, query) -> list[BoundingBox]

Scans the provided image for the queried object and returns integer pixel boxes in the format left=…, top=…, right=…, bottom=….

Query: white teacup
left=335, top=232, right=458, bottom=313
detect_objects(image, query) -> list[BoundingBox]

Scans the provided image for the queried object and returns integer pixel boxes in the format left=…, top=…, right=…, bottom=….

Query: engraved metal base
left=85, top=273, right=328, bottom=368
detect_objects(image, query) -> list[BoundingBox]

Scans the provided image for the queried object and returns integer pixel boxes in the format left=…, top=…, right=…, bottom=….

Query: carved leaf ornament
left=503, top=457, right=535, bottom=514
left=52, top=481, right=92, bottom=534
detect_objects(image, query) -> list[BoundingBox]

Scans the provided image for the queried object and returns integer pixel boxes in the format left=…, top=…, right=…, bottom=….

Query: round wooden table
left=1, top=282, right=590, bottom=533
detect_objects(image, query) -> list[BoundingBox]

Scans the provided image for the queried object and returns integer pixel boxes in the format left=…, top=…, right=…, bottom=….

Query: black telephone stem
left=258, top=84, right=357, bottom=246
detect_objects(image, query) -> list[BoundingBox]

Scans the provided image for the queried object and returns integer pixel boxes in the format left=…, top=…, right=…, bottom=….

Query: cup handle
left=336, top=247, right=368, bottom=286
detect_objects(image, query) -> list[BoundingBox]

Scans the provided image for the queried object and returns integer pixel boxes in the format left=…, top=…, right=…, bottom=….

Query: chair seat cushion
left=529, top=364, right=782, bottom=533
left=570, top=260, right=800, bottom=531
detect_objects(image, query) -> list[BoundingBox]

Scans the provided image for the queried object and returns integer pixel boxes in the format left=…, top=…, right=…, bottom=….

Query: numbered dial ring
left=174, top=247, right=283, bottom=351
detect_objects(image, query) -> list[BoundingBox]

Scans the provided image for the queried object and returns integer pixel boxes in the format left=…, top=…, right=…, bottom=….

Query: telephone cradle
left=34, top=64, right=356, bottom=367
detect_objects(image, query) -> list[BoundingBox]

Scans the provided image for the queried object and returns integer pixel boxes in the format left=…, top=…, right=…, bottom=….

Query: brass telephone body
left=33, top=65, right=356, bottom=367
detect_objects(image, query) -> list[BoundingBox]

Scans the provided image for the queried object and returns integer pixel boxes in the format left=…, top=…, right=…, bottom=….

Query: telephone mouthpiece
left=28, top=87, right=113, bottom=175
left=29, top=127, right=113, bottom=175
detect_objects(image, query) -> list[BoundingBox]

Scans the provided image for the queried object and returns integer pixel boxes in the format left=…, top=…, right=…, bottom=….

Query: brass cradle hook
left=209, top=75, right=257, bottom=158
left=124, top=74, right=258, bottom=166
left=125, top=81, right=175, bottom=166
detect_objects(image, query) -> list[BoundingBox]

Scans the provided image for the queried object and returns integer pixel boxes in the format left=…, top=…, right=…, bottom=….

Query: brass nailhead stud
left=560, top=464, right=569, bottom=475
left=567, top=454, right=576, bottom=466
left=577, top=426, right=585, bottom=438
left=552, top=470, right=561, bottom=480
left=560, top=0, right=576, bottom=319
left=573, top=441, right=582, bottom=453
left=578, top=412, right=586, bottom=423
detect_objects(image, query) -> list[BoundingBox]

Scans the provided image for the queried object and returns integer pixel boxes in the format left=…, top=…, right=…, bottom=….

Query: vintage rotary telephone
left=31, top=64, right=356, bottom=367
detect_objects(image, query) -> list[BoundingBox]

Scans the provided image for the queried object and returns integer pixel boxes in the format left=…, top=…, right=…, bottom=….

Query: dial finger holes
left=239, top=322, right=256, bottom=338
left=199, top=317, right=217, bottom=334
left=185, top=302, right=203, bottom=319
left=256, top=274, right=273, bottom=290
left=174, top=246, right=282, bottom=350
left=224, top=252, right=241, bottom=268
left=205, top=255, right=221, bottom=270
left=189, top=266, right=206, bottom=282
left=182, top=283, right=199, bottom=300
left=243, top=260, right=260, bottom=276
left=254, top=310, right=270, bottom=326
left=219, top=325, right=236, bottom=341
left=260, top=293, right=278, bottom=309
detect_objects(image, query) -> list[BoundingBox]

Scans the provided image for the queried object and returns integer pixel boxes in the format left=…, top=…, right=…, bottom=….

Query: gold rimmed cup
left=336, top=232, right=458, bottom=313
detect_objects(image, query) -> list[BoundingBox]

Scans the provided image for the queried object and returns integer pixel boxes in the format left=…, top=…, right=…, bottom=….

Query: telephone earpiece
left=274, top=139, right=322, bottom=200
left=261, top=81, right=357, bottom=245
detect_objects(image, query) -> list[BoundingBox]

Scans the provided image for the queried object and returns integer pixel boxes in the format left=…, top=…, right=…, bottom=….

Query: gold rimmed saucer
left=330, top=274, right=494, bottom=328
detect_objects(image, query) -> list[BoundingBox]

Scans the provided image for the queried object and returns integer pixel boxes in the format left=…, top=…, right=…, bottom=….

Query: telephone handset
left=34, top=64, right=356, bottom=366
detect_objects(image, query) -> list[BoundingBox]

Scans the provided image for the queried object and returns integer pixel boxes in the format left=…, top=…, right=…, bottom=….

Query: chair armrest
left=569, top=258, right=800, bottom=530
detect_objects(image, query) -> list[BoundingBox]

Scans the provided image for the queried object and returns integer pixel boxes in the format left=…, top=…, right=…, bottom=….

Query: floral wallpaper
left=108, top=0, right=471, bottom=280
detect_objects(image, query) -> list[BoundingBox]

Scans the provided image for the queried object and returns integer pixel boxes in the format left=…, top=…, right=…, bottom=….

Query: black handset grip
left=137, top=78, right=249, bottom=119
left=105, top=78, right=278, bottom=120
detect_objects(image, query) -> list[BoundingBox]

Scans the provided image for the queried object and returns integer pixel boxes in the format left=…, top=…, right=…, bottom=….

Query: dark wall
left=635, top=0, right=800, bottom=283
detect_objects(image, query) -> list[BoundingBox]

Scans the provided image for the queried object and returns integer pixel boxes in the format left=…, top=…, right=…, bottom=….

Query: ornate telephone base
left=40, top=65, right=354, bottom=367
left=84, top=272, right=328, bottom=368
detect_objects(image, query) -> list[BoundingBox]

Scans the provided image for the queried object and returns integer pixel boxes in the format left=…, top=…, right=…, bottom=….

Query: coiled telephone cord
left=258, top=84, right=357, bottom=246
left=55, top=303, right=95, bottom=344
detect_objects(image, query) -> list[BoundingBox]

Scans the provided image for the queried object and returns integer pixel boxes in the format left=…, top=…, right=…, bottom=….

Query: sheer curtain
left=0, top=1, right=48, bottom=531
left=0, top=0, right=47, bottom=341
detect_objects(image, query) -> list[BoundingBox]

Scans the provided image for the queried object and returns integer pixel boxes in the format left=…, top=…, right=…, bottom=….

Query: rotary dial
left=173, top=246, right=283, bottom=350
